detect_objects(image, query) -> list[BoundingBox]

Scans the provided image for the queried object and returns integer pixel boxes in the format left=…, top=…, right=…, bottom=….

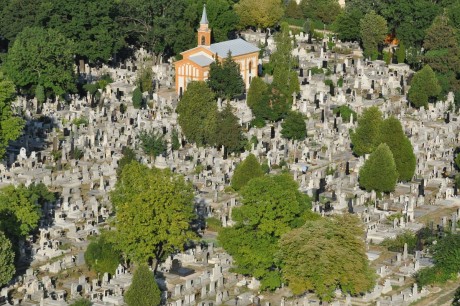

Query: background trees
left=219, top=174, right=313, bottom=290
left=4, top=27, right=75, bottom=97
left=360, top=11, right=387, bottom=59
left=39, top=0, right=123, bottom=64
left=280, top=214, right=376, bottom=302
left=110, top=162, right=196, bottom=270
left=177, top=81, right=217, bottom=146
left=124, top=265, right=161, bottom=306
left=235, top=0, right=284, bottom=30
left=359, top=143, right=398, bottom=193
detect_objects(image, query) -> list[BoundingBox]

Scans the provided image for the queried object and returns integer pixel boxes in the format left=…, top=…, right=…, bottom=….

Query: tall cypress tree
left=350, top=106, right=383, bottom=156
left=378, top=117, right=416, bottom=182
left=359, top=143, right=398, bottom=193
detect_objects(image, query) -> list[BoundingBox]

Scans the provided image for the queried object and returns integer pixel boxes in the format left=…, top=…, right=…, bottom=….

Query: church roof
left=189, top=54, right=214, bottom=67
left=210, top=38, right=259, bottom=57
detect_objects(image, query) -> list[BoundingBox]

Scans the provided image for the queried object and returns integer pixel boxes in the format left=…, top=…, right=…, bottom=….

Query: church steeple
left=200, top=4, right=208, bottom=25
left=198, top=4, right=211, bottom=46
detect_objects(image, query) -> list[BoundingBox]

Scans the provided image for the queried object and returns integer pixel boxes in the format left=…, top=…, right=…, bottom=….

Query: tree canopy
left=280, top=214, right=376, bottom=301
left=5, top=27, right=76, bottom=97
left=39, top=0, right=124, bottom=64
left=359, top=143, right=398, bottom=193
left=124, top=264, right=161, bottom=306
left=300, top=0, right=342, bottom=25
left=219, top=174, right=314, bottom=290
left=0, top=231, right=15, bottom=287
left=138, top=129, right=167, bottom=160
left=111, top=162, right=196, bottom=270
left=177, top=81, right=217, bottom=146
left=231, top=154, right=264, bottom=191
left=0, top=184, right=44, bottom=241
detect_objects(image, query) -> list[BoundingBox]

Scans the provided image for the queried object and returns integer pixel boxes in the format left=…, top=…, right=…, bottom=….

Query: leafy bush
left=381, top=230, right=417, bottom=253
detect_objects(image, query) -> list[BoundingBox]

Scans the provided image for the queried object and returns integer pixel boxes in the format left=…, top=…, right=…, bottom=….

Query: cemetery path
left=411, top=280, right=458, bottom=306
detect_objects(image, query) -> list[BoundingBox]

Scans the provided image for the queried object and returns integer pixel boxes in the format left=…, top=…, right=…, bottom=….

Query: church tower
left=197, top=5, right=211, bottom=46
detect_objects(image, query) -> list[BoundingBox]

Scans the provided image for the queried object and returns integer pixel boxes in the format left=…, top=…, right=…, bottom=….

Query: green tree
left=177, top=81, right=217, bottom=146
left=111, top=162, right=196, bottom=270
left=267, top=22, right=299, bottom=121
left=396, top=41, right=406, bottom=63
left=124, top=264, right=161, bottom=306
left=207, top=53, right=245, bottom=99
left=0, top=231, right=15, bottom=287
left=359, top=143, right=399, bottom=193
left=350, top=106, right=383, bottom=156
left=219, top=174, right=314, bottom=289
left=215, top=103, right=246, bottom=154
left=281, top=111, right=306, bottom=141
left=132, top=88, right=143, bottom=109
left=235, top=0, right=284, bottom=29
left=35, top=85, right=46, bottom=104
left=231, top=154, right=264, bottom=191
left=0, top=75, right=24, bottom=159
left=280, top=214, right=376, bottom=301
left=378, top=117, right=416, bottom=181
left=360, top=11, right=387, bottom=59
left=204, top=0, right=239, bottom=42
left=5, top=27, right=76, bottom=97
left=138, top=129, right=167, bottom=160
left=408, top=65, right=441, bottom=109
left=332, top=8, right=363, bottom=42
left=40, top=0, right=123, bottom=64
left=247, top=77, right=269, bottom=124
left=85, top=234, right=122, bottom=275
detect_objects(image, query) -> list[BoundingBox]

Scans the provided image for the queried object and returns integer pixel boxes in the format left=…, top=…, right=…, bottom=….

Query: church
left=175, top=5, right=260, bottom=96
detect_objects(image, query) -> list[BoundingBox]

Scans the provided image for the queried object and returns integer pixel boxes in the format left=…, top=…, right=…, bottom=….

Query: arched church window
left=201, top=36, right=206, bottom=45
left=249, top=61, right=252, bottom=73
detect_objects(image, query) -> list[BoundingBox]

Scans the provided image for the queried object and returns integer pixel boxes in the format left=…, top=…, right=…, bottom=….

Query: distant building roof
left=210, top=38, right=259, bottom=57
left=189, top=54, right=214, bottom=67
